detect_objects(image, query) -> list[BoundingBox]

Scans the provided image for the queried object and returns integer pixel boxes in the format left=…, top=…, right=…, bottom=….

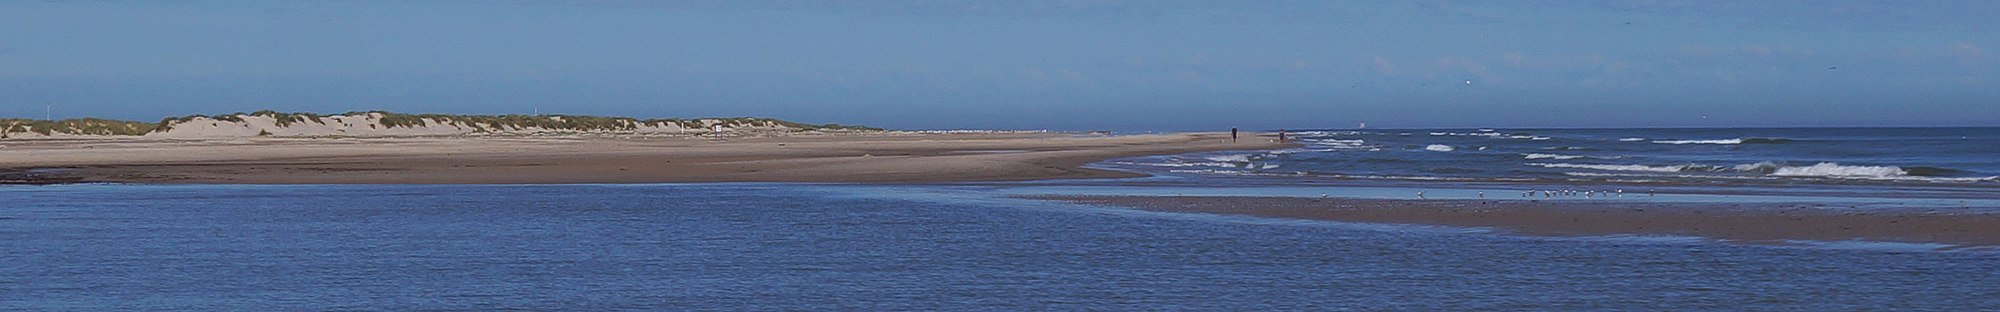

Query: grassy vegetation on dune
left=362, top=112, right=646, bottom=131
left=5, top=111, right=881, bottom=137
left=249, top=110, right=322, bottom=127
left=1, top=118, right=159, bottom=137
left=355, top=111, right=880, bottom=132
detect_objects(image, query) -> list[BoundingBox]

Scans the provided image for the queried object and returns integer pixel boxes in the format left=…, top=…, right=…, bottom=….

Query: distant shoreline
left=1, top=132, right=1293, bottom=184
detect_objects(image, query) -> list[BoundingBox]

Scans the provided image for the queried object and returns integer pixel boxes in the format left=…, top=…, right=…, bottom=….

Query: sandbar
left=1, top=132, right=1287, bottom=184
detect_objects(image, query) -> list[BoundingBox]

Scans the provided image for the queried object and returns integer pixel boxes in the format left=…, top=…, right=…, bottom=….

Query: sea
left=5, top=127, right=2000, bottom=310
left=1107, top=127, right=2000, bottom=201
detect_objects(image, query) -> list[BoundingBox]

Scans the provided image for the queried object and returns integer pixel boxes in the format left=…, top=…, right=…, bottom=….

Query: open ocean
left=1108, top=127, right=2000, bottom=200
left=5, top=182, right=2000, bottom=310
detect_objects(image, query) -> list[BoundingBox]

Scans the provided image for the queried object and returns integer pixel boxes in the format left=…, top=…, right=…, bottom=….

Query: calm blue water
left=6, top=184, right=1999, bottom=310
left=1110, top=127, right=2000, bottom=197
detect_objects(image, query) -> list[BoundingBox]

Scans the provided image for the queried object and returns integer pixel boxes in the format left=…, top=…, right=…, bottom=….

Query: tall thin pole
left=46, top=105, right=52, bottom=121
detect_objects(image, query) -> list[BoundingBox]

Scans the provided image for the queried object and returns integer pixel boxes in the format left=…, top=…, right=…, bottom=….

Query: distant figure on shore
left=1231, top=127, right=1239, bottom=142
left=1278, top=129, right=1287, bottom=143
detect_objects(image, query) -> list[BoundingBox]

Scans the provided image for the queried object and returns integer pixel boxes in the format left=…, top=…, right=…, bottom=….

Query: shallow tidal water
left=4, top=183, right=1998, bottom=310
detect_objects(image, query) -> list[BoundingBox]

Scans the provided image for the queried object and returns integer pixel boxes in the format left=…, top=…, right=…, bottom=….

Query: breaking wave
left=1767, top=162, right=1904, bottom=178
left=1424, top=144, right=1455, bottom=152
left=1651, top=137, right=1793, bottom=145
left=1304, top=138, right=1378, bottom=150
left=1204, top=154, right=1254, bottom=163
left=1528, top=163, right=1713, bottom=173
left=1533, top=161, right=1993, bottom=182
left=1521, top=153, right=1622, bottom=160
left=1523, top=153, right=1585, bottom=160
left=1140, top=153, right=1284, bottom=170
left=1652, top=139, right=1741, bottom=145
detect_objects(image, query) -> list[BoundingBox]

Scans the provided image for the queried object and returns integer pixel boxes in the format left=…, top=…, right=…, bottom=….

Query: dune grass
left=2, top=118, right=160, bottom=137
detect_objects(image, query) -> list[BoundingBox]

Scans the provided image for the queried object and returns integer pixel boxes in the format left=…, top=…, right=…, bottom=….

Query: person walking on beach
left=1231, top=127, right=1239, bottom=142
left=1278, top=129, right=1287, bottom=143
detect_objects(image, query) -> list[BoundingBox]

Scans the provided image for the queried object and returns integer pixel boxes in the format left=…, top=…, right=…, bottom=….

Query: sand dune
left=2, top=111, right=869, bottom=139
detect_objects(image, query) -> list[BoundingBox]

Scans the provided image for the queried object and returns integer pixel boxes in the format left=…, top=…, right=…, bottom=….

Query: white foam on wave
left=1770, top=162, right=1904, bottom=177
left=1560, top=172, right=1781, bottom=181
left=1543, top=161, right=1997, bottom=183
left=1154, top=153, right=1285, bottom=170
left=1424, top=144, right=1455, bottom=152
left=1134, top=162, right=1240, bottom=168
left=1166, top=169, right=1303, bottom=176
left=1529, top=162, right=1693, bottom=173
left=1305, top=138, right=1377, bottom=150
left=1523, top=153, right=1587, bottom=160
left=1736, top=162, right=1969, bottom=181
left=1652, top=139, right=1741, bottom=145
left=1204, top=154, right=1253, bottom=163
left=1618, top=137, right=1646, bottom=142
left=1523, top=153, right=1621, bottom=160
left=1430, top=132, right=1505, bottom=137
left=1288, top=130, right=1371, bottom=137
left=1266, top=148, right=1339, bottom=155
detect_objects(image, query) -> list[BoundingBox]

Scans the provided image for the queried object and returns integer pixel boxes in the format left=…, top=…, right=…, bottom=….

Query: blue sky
left=2, top=1, right=1995, bottom=130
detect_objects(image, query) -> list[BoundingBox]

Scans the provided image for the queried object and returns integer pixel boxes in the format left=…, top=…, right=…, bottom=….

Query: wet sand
left=0, top=132, right=1288, bottom=184
left=1035, top=195, right=2000, bottom=248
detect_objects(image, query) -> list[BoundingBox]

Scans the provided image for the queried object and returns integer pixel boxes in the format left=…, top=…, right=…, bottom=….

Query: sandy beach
left=1037, top=195, right=2000, bottom=248
left=0, top=132, right=1288, bottom=184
